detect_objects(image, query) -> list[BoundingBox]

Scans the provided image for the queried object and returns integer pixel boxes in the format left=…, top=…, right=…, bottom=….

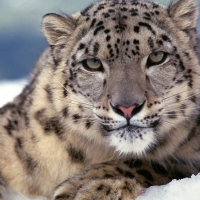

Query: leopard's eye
left=82, top=58, right=103, bottom=71
left=147, top=52, right=167, bottom=67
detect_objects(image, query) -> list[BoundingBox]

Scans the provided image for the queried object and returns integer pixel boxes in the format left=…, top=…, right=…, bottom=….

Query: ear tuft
left=42, top=13, right=76, bottom=46
left=168, top=0, right=198, bottom=32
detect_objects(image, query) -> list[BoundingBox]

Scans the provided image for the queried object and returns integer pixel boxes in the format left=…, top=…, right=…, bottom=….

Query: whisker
left=161, top=120, right=177, bottom=128
left=162, top=107, right=200, bottom=113
left=162, top=92, right=200, bottom=110
left=49, top=95, right=94, bottom=112
left=161, top=89, right=200, bottom=102
left=71, top=120, right=98, bottom=125
left=43, top=65, right=94, bottom=106
left=159, top=114, right=198, bottom=118
left=161, top=90, right=191, bottom=101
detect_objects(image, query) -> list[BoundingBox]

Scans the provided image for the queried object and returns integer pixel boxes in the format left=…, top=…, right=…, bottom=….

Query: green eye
left=82, top=58, right=103, bottom=71
left=147, top=52, right=167, bottom=67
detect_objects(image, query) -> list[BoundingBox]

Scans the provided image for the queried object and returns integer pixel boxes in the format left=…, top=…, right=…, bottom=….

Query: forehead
left=75, top=0, right=171, bottom=62
left=81, top=0, right=164, bottom=28
left=78, top=0, right=168, bottom=46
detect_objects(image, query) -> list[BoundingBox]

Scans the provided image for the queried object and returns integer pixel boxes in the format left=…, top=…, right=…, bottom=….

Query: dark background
left=0, top=0, right=199, bottom=80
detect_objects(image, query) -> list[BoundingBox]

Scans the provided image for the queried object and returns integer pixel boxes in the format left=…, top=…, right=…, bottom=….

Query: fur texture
left=0, top=0, right=200, bottom=199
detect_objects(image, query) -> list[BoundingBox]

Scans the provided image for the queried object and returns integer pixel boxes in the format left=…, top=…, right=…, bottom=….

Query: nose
left=117, top=105, right=136, bottom=119
left=111, top=101, right=145, bottom=120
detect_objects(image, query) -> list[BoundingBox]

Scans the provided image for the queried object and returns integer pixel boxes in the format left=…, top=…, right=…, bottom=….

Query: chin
left=108, top=126, right=156, bottom=156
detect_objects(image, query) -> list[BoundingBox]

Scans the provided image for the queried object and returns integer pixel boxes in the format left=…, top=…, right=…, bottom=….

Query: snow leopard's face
left=42, top=0, right=200, bottom=158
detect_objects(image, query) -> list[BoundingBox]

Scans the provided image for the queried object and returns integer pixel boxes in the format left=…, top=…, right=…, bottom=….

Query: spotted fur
left=0, top=0, right=200, bottom=199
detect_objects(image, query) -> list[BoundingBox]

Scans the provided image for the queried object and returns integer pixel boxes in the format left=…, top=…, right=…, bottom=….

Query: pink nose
left=118, top=105, right=136, bottom=119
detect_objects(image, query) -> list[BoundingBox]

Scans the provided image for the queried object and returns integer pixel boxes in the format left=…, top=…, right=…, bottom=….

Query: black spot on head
left=78, top=43, right=85, bottom=50
left=123, top=15, right=128, bottom=19
left=121, top=7, right=128, bottom=12
left=157, top=40, right=163, bottom=46
left=107, top=44, right=111, bottom=49
left=152, top=2, right=159, bottom=8
left=148, top=37, right=154, bottom=49
left=108, top=9, right=115, bottom=13
left=86, top=17, right=90, bottom=21
left=97, top=21, right=104, bottom=26
left=133, top=39, right=139, bottom=45
left=93, top=42, right=100, bottom=54
left=94, top=26, right=105, bottom=36
left=179, top=60, right=185, bottom=71
left=129, top=8, right=138, bottom=16
left=115, top=24, right=127, bottom=33
left=67, top=146, right=85, bottom=163
left=138, top=22, right=155, bottom=35
left=134, top=26, right=140, bottom=33
left=161, top=34, right=171, bottom=42
left=90, top=18, right=97, bottom=28
left=104, top=29, right=111, bottom=34
left=102, top=12, right=110, bottom=18
left=106, top=35, right=111, bottom=42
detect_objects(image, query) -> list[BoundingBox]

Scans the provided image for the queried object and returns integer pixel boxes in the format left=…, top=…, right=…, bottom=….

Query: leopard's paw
left=54, top=173, right=143, bottom=200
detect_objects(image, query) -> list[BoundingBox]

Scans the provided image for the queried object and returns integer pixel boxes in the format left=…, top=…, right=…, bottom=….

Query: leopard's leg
left=53, top=160, right=171, bottom=200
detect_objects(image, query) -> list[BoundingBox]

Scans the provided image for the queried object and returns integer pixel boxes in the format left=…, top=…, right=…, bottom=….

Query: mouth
left=102, top=120, right=159, bottom=133
left=107, top=124, right=156, bottom=154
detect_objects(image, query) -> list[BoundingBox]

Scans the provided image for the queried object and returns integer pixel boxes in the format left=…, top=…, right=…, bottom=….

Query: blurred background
left=0, top=0, right=200, bottom=80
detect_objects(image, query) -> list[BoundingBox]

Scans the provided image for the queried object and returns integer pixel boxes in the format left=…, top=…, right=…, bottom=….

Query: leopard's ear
left=42, top=13, right=77, bottom=46
left=168, top=0, right=198, bottom=32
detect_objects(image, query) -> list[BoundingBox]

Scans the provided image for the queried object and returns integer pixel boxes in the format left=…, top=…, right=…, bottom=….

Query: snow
left=0, top=79, right=27, bottom=107
left=136, top=173, right=200, bottom=200
left=1, top=80, right=200, bottom=200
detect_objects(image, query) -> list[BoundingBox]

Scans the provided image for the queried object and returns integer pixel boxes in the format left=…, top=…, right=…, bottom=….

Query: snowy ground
left=0, top=79, right=27, bottom=107
left=0, top=80, right=200, bottom=200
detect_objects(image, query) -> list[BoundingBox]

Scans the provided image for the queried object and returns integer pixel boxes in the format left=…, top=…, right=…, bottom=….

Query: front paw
left=54, top=178, right=143, bottom=200
left=53, top=164, right=143, bottom=200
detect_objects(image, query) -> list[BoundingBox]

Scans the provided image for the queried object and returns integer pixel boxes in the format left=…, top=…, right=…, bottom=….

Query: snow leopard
left=0, top=0, right=200, bottom=199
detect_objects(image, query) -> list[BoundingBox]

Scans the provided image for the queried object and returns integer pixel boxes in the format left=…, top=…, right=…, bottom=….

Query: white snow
left=1, top=80, right=200, bottom=200
left=136, top=173, right=200, bottom=200
left=0, top=79, right=27, bottom=107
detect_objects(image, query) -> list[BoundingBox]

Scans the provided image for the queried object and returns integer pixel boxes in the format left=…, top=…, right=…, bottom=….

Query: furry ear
left=42, top=13, right=76, bottom=46
left=168, top=0, right=198, bottom=32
